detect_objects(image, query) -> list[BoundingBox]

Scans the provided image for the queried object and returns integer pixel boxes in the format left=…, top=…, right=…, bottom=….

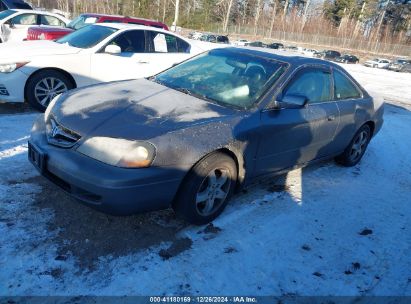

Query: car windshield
left=153, top=49, right=287, bottom=109
left=67, top=15, right=98, bottom=30
left=56, top=25, right=117, bottom=49
left=0, top=10, right=15, bottom=20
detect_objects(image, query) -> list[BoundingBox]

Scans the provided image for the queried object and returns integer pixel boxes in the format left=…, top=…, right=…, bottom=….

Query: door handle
left=327, top=115, right=336, bottom=121
left=138, top=60, right=150, bottom=64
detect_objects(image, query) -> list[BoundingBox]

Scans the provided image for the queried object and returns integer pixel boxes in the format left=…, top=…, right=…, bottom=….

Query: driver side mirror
left=104, top=45, right=121, bottom=55
left=272, top=94, right=308, bottom=109
left=7, top=20, right=15, bottom=28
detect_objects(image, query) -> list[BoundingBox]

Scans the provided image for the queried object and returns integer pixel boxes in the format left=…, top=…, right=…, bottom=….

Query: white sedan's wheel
left=34, top=77, right=68, bottom=107
left=26, top=70, right=74, bottom=112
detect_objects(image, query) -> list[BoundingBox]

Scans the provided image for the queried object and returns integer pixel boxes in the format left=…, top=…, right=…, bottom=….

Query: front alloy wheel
left=173, top=152, right=237, bottom=225
left=195, top=168, right=231, bottom=217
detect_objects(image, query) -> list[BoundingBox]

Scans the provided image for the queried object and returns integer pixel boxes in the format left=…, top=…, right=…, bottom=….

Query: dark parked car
left=286, top=45, right=299, bottom=51
left=401, top=63, right=411, bottom=73
left=0, top=0, right=31, bottom=11
left=247, top=41, right=266, bottom=48
left=316, top=50, right=341, bottom=60
left=334, top=54, right=359, bottom=64
left=29, top=48, right=384, bottom=225
left=200, top=34, right=229, bottom=44
left=388, top=59, right=411, bottom=72
left=267, top=42, right=284, bottom=49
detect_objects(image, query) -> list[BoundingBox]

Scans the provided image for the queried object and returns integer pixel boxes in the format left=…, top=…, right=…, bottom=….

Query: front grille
left=46, top=117, right=81, bottom=148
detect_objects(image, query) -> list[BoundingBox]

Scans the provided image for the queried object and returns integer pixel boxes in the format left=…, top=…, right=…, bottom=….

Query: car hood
left=0, top=40, right=81, bottom=62
left=50, top=79, right=238, bottom=141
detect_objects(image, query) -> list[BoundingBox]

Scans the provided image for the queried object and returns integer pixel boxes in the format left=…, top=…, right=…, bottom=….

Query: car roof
left=92, top=22, right=171, bottom=34
left=220, top=47, right=341, bottom=68
left=11, top=9, right=64, bottom=16
left=81, top=13, right=164, bottom=23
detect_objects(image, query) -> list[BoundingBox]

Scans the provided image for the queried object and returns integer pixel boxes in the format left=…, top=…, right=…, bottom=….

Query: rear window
left=146, top=31, right=190, bottom=53
left=333, top=70, right=362, bottom=100
left=67, top=15, right=98, bottom=30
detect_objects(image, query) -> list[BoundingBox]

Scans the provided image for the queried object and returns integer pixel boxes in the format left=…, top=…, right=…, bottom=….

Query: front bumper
left=29, top=116, right=188, bottom=215
left=0, top=70, right=28, bottom=103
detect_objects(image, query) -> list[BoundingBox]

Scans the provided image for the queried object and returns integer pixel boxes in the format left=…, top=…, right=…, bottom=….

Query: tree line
left=31, top=0, right=411, bottom=49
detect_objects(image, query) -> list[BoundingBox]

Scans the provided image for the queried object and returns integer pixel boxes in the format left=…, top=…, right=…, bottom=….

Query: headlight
left=44, top=94, right=61, bottom=122
left=0, top=62, right=29, bottom=73
left=77, top=137, right=156, bottom=168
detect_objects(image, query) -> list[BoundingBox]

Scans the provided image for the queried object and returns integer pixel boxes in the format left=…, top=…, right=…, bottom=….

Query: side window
left=283, top=69, right=331, bottom=103
left=11, top=14, right=37, bottom=25
left=108, top=30, right=145, bottom=53
left=40, top=15, right=64, bottom=26
left=146, top=31, right=190, bottom=53
left=152, top=32, right=168, bottom=52
left=333, top=70, right=361, bottom=100
left=176, top=36, right=190, bottom=52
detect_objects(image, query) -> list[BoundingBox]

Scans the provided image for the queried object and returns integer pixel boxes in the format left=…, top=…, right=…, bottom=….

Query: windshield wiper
left=174, top=87, right=219, bottom=104
left=148, top=76, right=166, bottom=86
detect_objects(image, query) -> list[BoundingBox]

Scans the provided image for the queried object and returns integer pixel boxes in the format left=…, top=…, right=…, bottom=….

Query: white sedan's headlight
left=77, top=137, right=156, bottom=168
left=0, top=62, right=29, bottom=73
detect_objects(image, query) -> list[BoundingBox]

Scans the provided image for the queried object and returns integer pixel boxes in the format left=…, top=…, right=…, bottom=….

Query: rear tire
left=25, top=70, right=74, bottom=112
left=335, top=124, right=371, bottom=167
left=173, top=152, right=237, bottom=225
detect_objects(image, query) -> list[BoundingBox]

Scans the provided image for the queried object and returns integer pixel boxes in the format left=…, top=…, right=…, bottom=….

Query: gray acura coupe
left=29, top=47, right=384, bottom=224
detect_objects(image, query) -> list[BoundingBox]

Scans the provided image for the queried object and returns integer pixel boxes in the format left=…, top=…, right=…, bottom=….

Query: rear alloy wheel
left=173, top=152, right=237, bottom=225
left=26, top=70, right=74, bottom=112
left=335, top=124, right=371, bottom=167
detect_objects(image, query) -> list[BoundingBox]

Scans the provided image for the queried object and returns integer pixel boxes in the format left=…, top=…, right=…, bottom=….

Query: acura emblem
left=50, top=119, right=62, bottom=138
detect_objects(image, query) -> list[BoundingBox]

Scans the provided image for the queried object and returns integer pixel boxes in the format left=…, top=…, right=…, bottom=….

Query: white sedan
left=232, top=39, right=250, bottom=46
left=364, top=58, right=391, bottom=69
left=0, top=23, right=209, bottom=110
left=0, top=9, right=70, bottom=43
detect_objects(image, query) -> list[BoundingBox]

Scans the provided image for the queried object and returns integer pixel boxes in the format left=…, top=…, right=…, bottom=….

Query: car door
left=329, top=68, right=365, bottom=153
left=142, top=30, right=194, bottom=75
left=90, top=29, right=151, bottom=82
left=4, top=12, right=38, bottom=42
left=255, top=66, right=340, bottom=175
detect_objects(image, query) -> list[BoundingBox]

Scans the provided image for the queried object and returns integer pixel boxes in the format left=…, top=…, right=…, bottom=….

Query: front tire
left=25, top=70, right=74, bottom=112
left=335, top=124, right=371, bottom=167
left=173, top=152, right=237, bottom=225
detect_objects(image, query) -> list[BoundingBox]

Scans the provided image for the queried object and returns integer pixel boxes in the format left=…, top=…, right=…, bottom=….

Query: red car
left=27, top=13, right=168, bottom=40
